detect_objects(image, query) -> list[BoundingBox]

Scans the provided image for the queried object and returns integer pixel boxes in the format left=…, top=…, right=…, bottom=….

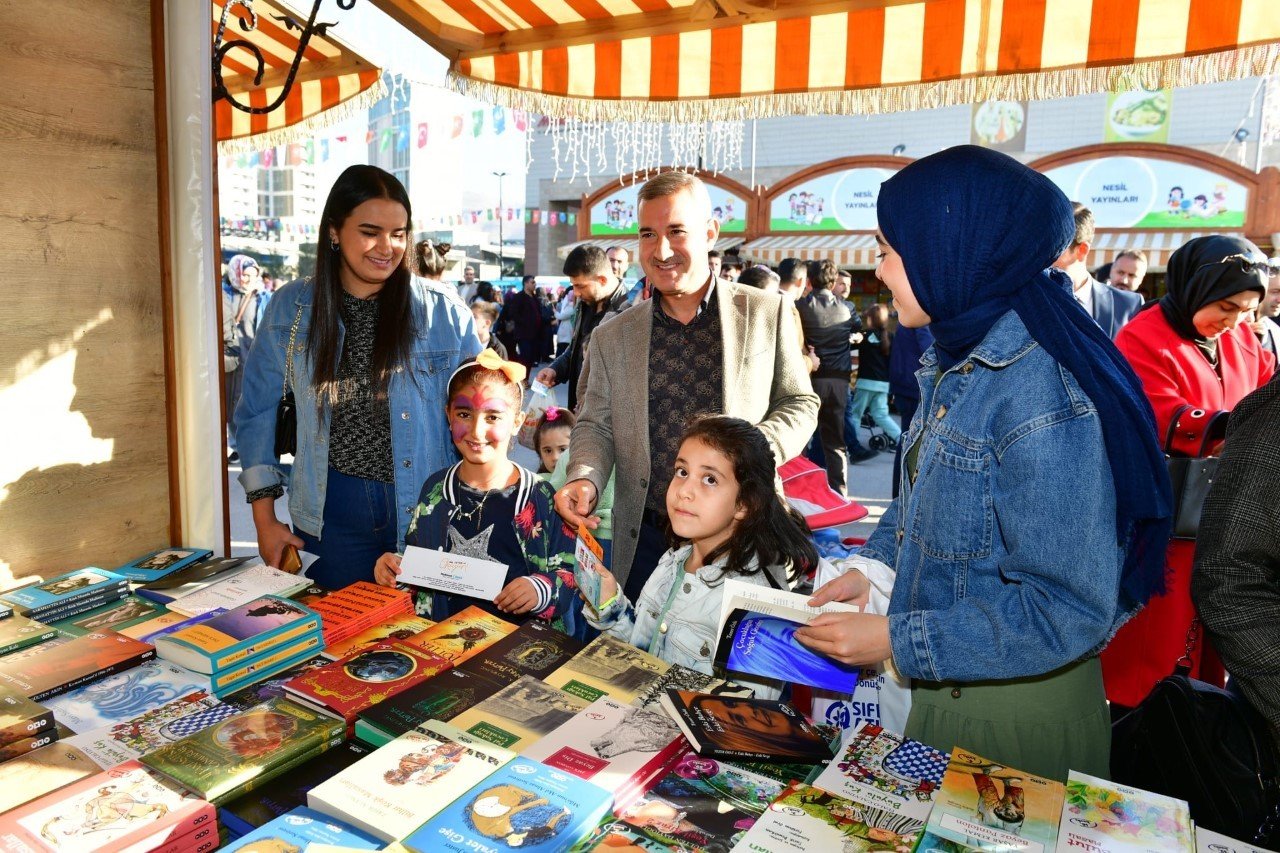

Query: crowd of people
left=225, top=148, right=1280, bottom=784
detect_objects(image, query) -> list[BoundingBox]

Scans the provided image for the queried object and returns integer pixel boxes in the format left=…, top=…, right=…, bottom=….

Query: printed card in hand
left=574, top=524, right=607, bottom=611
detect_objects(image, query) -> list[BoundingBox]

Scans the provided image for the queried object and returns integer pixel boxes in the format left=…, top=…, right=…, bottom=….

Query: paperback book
left=309, top=723, right=515, bottom=842
left=51, top=595, right=168, bottom=638
left=221, top=806, right=382, bottom=852
left=0, top=612, right=57, bottom=656
left=321, top=612, right=435, bottom=661
left=715, top=607, right=861, bottom=694
left=136, top=556, right=250, bottom=595
left=634, top=664, right=755, bottom=710
left=0, top=743, right=103, bottom=814
left=401, top=605, right=516, bottom=665
left=0, top=730, right=60, bottom=762
left=458, top=617, right=586, bottom=685
left=1194, top=826, right=1269, bottom=853
left=917, top=748, right=1066, bottom=853
left=283, top=639, right=452, bottom=728
left=544, top=633, right=671, bottom=704
left=1056, top=770, right=1193, bottom=853
left=66, top=689, right=241, bottom=769
left=208, top=634, right=326, bottom=696
left=660, top=689, right=832, bottom=764
left=0, top=568, right=128, bottom=621
left=450, top=674, right=590, bottom=751
left=221, top=654, right=331, bottom=710
left=165, top=563, right=313, bottom=617
left=153, top=594, right=321, bottom=674
left=43, top=659, right=210, bottom=734
left=140, top=696, right=345, bottom=804
left=307, top=581, right=414, bottom=646
left=0, top=685, right=54, bottom=748
left=734, top=779, right=930, bottom=853
left=401, top=757, right=613, bottom=853
left=0, top=630, right=156, bottom=702
left=353, top=666, right=505, bottom=747
left=121, top=608, right=224, bottom=643
left=115, top=548, right=214, bottom=584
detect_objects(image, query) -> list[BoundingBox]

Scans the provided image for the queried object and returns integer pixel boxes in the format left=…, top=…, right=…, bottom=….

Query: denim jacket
left=235, top=277, right=481, bottom=547
left=859, top=311, right=1125, bottom=684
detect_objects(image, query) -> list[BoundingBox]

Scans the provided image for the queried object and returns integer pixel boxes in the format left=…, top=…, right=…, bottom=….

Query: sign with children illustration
left=1042, top=156, right=1247, bottom=229
left=588, top=183, right=747, bottom=235
left=769, top=167, right=897, bottom=232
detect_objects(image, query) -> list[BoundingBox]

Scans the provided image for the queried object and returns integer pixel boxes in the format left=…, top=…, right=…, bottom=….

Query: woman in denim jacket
left=796, top=147, right=1172, bottom=779
left=235, top=166, right=481, bottom=589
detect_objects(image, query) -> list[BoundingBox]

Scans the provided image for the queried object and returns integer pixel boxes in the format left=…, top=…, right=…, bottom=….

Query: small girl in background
left=373, top=350, right=582, bottom=637
left=532, top=407, right=575, bottom=475
left=469, top=301, right=508, bottom=360
left=584, top=415, right=826, bottom=698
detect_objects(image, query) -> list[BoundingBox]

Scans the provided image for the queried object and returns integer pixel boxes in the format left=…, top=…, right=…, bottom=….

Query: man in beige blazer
left=556, top=172, right=819, bottom=601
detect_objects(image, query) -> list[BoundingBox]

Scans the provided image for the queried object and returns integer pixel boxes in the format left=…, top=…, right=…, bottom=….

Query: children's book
left=0, top=683, right=55, bottom=747
left=400, top=757, right=613, bottom=853
left=51, top=594, right=169, bottom=638
left=0, top=568, right=129, bottom=620
left=660, top=689, right=832, bottom=764
left=401, top=605, right=516, bottom=665
left=164, top=563, right=312, bottom=616
left=0, top=759, right=215, bottom=853
left=450, top=674, right=590, bottom=751
left=220, top=806, right=382, bottom=852
left=734, top=779, right=930, bottom=852
left=153, top=594, right=321, bottom=674
left=282, top=639, right=453, bottom=727
left=353, top=666, right=506, bottom=747
left=65, top=689, right=241, bottom=768
left=140, top=696, right=345, bottom=804
left=0, top=743, right=103, bottom=814
left=43, top=659, right=209, bottom=734
left=115, top=548, right=214, bottom=584
left=458, top=617, right=586, bottom=684
left=306, top=581, right=415, bottom=646
left=1056, top=770, right=1193, bottom=853
left=218, top=740, right=375, bottom=837
left=544, top=633, right=672, bottom=704
left=0, top=629, right=156, bottom=702
left=321, top=612, right=435, bottom=661
left=0, top=612, right=57, bottom=656
left=524, top=696, right=684, bottom=796
left=309, top=723, right=515, bottom=842
left=917, top=748, right=1066, bottom=853
left=634, top=663, right=755, bottom=709
left=715, top=607, right=861, bottom=693
left=808, top=722, right=950, bottom=844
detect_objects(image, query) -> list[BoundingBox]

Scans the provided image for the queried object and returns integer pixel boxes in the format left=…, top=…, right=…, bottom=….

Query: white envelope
left=399, top=545, right=509, bottom=601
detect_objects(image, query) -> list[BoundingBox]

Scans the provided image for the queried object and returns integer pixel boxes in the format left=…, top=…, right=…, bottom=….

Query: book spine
left=0, top=706, right=55, bottom=747
left=0, top=629, right=57, bottom=656
left=210, top=615, right=323, bottom=670
left=107, top=801, right=218, bottom=853
left=352, top=718, right=394, bottom=748
left=29, top=587, right=129, bottom=622
left=30, top=647, right=157, bottom=702
left=210, top=645, right=324, bottom=698
left=210, top=633, right=323, bottom=691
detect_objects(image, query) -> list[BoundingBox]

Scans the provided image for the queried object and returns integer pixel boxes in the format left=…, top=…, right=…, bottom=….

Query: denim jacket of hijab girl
left=858, top=310, right=1126, bottom=684
left=235, top=277, right=481, bottom=548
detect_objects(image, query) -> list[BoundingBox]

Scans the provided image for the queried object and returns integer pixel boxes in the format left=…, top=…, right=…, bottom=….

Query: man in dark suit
left=1052, top=203, right=1143, bottom=339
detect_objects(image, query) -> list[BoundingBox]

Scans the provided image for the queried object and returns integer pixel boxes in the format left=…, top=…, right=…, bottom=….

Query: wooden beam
left=219, top=53, right=373, bottom=96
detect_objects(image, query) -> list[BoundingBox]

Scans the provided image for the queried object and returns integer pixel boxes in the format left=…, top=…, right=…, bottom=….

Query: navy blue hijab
left=878, top=145, right=1172, bottom=608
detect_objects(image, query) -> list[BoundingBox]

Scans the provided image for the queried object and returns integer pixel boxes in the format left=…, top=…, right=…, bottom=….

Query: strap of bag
left=282, top=302, right=304, bottom=399
left=1175, top=618, right=1200, bottom=675
left=1164, top=404, right=1191, bottom=453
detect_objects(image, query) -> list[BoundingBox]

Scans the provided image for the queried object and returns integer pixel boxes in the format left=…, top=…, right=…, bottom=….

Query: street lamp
left=492, top=171, right=506, bottom=280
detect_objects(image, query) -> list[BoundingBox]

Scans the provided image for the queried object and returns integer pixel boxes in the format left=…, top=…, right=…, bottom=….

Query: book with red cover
left=0, top=759, right=215, bottom=853
left=0, top=630, right=156, bottom=702
left=307, top=582, right=413, bottom=646
left=282, top=640, right=453, bottom=727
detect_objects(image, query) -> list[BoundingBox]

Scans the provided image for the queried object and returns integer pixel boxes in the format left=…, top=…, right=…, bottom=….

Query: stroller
left=859, top=411, right=899, bottom=452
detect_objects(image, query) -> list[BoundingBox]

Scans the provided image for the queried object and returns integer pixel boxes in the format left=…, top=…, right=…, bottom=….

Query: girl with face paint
left=373, top=351, right=585, bottom=637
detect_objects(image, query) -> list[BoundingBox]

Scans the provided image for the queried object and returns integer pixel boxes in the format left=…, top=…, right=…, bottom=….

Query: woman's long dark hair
left=309, top=165, right=416, bottom=406
left=671, top=415, right=817, bottom=583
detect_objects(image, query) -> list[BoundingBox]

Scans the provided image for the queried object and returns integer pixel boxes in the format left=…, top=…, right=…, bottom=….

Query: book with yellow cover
left=322, top=613, right=435, bottom=661
left=154, top=595, right=321, bottom=674
left=400, top=606, right=515, bottom=666
left=543, top=633, right=671, bottom=704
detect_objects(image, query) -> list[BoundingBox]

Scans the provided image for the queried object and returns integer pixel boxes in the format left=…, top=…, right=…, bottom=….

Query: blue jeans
left=849, top=380, right=903, bottom=442
left=294, top=467, right=398, bottom=590
left=843, top=389, right=868, bottom=450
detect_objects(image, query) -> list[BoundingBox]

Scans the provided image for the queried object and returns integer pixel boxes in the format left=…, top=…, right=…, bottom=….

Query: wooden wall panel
left=0, top=0, right=170, bottom=585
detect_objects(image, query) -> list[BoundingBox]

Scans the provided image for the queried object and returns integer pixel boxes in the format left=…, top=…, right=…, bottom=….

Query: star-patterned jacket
left=403, top=462, right=584, bottom=638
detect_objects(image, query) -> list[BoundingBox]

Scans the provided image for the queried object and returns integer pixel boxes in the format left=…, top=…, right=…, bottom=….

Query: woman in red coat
left=1103, top=235, right=1276, bottom=712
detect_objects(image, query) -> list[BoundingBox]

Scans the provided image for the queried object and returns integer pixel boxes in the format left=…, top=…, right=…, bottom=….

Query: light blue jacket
left=235, top=277, right=481, bottom=547
left=860, top=311, right=1126, bottom=684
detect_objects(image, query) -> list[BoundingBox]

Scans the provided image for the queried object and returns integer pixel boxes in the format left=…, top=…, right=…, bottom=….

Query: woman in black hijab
left=1103, top=235, right=1276, bottom=712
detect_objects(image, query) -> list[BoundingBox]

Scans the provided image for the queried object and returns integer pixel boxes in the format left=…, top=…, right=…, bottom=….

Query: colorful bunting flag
left=417, top=123, right=428, bottom=148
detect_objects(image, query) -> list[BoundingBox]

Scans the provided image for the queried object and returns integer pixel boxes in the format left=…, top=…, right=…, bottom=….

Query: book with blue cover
left=44, top=659, right=210, bottom=734
left=211, top=638, right=327, bottom=698
left=116, top=548, right=214, bottom=583
left=0, top=568, right=128, bottom=620
left=401, top=757, right=612, bottom=853
left=220, top=806, right=382, bottom=852
left=153, top=595, right=321, bottom=674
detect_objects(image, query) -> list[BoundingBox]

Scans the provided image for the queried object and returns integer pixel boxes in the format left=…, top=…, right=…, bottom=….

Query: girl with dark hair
left=584, top=415, right=822, bottom=698
left=235, top=165, right=481, bottom=590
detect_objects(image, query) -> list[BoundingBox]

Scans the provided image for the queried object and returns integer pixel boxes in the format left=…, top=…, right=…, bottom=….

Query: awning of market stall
left=1089, top=230, right=1213, bottom=273
left=740, top=234, right=880, bottom=269
left=370, top=0, right=1280, bottom=120
left=556, top=236, right=743, bottom=260
left=214, top=0, right=386, bottom=151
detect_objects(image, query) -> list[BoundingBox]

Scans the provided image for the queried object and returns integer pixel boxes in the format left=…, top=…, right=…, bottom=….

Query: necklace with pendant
left=452, top=487, right=493, bottom=524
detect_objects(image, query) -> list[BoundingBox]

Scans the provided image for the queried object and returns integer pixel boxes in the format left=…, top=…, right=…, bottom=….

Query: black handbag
left=1111, top=621, right=1280, bottom=844
left=273, top=303, right=304, bottom=458
left=1164, top=404, right=1227, bottom=540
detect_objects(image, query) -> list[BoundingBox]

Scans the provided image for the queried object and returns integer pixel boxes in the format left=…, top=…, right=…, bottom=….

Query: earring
left=329, top=238, right=339, bottom=250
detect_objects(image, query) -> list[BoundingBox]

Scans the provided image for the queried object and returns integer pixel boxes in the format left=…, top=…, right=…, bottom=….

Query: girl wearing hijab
left=1101, top=235, right=1275, bottom=713
left=795, top=146, right=1172, bottom=780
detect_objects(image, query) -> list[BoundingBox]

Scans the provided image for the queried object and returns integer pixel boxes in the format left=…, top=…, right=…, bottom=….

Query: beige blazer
left=566, top=279, right=820, bottom=585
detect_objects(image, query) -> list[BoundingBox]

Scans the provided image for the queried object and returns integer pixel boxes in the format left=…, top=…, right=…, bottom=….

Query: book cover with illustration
left=401, top=605, right=516, bottom=665
left=219, top=741, right=375, bottom=837
left=0, top=682, right=55, bottom=747
left=322, top=612, right=435, bottom=661
left=115, top=548, right=214, bottom=584
left=307, top=581, right=414, bottom=645
left=735, top=779, right=928, bottom=853
left=52, top=595, right=168, bottom=638
left=165, top=563, right=312, bottom=617
left=633, top=663, right=755, bottom=709
left=917, top=748, right=1065, bottom=853
left=0, top=612, right=57, bottom=656
left=716, top=608, right=861, bottom=693
left=809, top=722, right=950, bottom=841
left=0, top=743, right=103, bottom=814
left=140, top=696, right=345, bottom=803
left=153, top=595, right=321, bottom=674
left=459, top=618, right=586, bottom=685
left=544, top=633, right=672, bottom=704
left=44, top=659, right=210, bottom=734
left=354, top=666, right=505, bottom=747
left=0, top=568, right=128, bottom=616
left=524, top=696, right=683, bottom=795
left=220, top=806, right=382, bottom=852
left=283, top=640, right=452, bottom=726
left=450, top=674, right=590, bottom=751
left=1055, top=770, right=1193, bottom=853
left=0, top=630, right=156, bottom=702
left=309, top=725, right=514, bottom=842
left=0, top=759, right=214, bottom=853
left=401, top=757, right=612, bottom=853
left=119, top=608, right=224, bottom=644
left=66, top=689, right=242, bottom=768
left=660, top=689, right=832, bottom=764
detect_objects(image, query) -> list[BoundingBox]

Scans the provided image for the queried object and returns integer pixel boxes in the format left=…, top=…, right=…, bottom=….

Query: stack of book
left=0, top=611, right=57, bottom=656
left=307, top=581, right=415, bottom=649
left=322, top=611, right=435, bottom=661
left=115, top=547, right=214, bottom=583
left=0, top=683, right=56, bottom=761
left=0, top=630, right=156, bottom=702
left=152, top=595, right=324, bottom=697
left=0, top=567, right=129, bottom=624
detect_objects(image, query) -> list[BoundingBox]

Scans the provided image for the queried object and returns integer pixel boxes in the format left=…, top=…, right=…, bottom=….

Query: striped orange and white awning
left=373, top=0, right=1280, bottom=120
left=1089, top=231, right=1213, bottom=273
left=741, top=234, right=880, bottom=269
left=214, top=0, right=385, bottom=151
left=556, top=236, right=744, bottom=260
